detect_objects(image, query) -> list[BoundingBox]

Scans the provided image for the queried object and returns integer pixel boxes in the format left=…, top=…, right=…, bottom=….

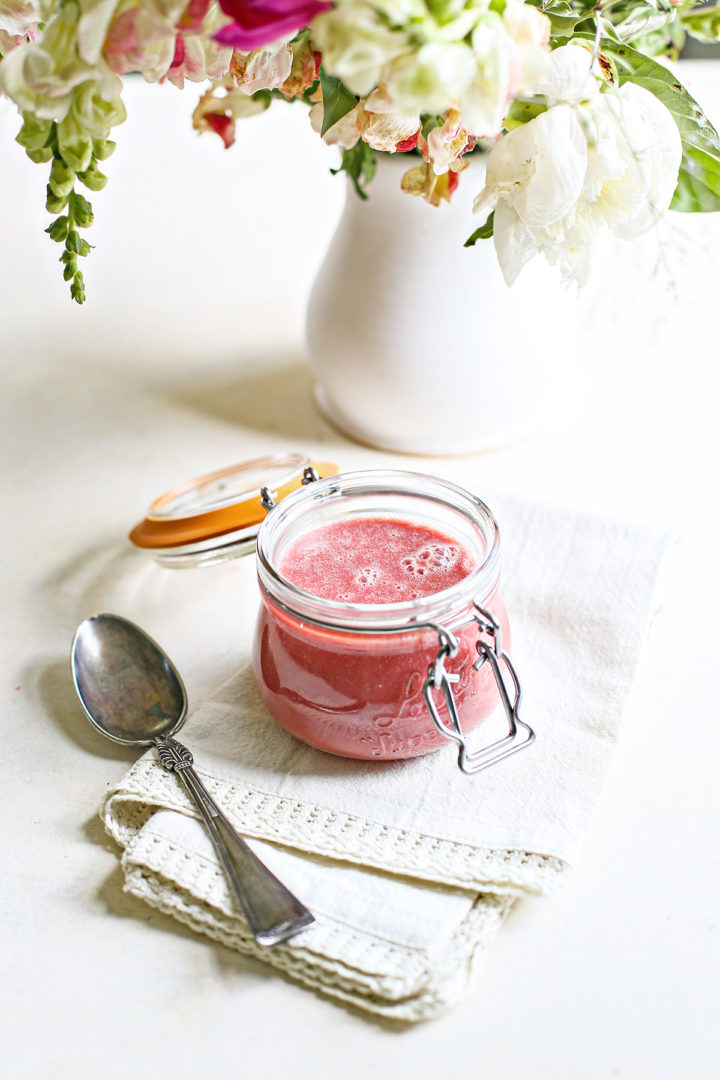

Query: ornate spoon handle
left=155, top=736, right=314, bottom=946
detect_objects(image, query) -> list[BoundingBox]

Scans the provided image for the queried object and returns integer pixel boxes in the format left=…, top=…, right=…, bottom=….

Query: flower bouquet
left=1, top=0, right=719, bottom=302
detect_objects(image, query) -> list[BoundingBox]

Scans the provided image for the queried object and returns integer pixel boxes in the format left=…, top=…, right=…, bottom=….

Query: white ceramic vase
left=306, top=154, right=584, bottom=455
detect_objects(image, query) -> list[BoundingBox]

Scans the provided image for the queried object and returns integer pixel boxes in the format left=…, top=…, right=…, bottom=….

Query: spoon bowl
left=72, top=614, right=186, bottom=746
left=71, top=613, right=314, bottom=946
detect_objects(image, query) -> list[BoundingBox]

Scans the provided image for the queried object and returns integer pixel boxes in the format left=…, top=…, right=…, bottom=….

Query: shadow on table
left=24, top=657, right=140, bottom=761
left=167, top=354, right=339, bottom=446
left=41, top=538, right=153, bottom=624
left=93, top=845, right=417, bottom=1028
left=92, top=853, right=274, bottom=980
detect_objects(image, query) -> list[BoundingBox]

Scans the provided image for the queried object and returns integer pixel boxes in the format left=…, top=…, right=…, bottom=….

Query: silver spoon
left=71, top=613, right=314, bottom=947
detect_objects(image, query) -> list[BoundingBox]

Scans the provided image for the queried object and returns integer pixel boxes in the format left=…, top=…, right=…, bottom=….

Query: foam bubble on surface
left=278, top=517, right=479, bottom=605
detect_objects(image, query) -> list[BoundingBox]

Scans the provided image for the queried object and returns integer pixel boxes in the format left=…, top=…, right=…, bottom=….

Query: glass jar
left=254, top=470, right=533, bottom=772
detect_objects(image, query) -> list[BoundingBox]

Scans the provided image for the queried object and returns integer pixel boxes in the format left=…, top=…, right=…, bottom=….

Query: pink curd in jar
left=253, top=509, right=509, bottom=760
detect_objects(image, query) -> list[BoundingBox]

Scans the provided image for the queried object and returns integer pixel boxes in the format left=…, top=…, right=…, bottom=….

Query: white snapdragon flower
left=502, top=0, right=550, bottom=90
left=357, top=86, right=419, bottom=150
left=0, top=1, right=120, bottom=118
left=0, top=1, right=38, bottom=36
left=77, top=0, right=120, bottom=65
left=0, top=0, right=38, bottom=53
left=382, top=40, right=477, bottom=116
left=371, top=0, right=425, bottom=22
left=310, top=1, right=410, bottom=96
left=425, top=108, right=471, bottom=174
left=232, top=42, right=293, bottom=94
left=474, top=43, right=682, bottom=286
left=459, top=16, right=513, bottom=135
left=366, top=4, right=549, bottom=140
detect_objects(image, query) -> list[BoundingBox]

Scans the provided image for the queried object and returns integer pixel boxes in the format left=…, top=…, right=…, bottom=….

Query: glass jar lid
left=129, top=452, right=338, bottom=568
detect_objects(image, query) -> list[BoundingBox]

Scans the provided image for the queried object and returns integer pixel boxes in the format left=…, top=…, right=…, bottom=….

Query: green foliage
left=630, top=12, right=686, bottom=58
left=568, top=35, right=720, bottom=212
left=528, top=0, right=590, bottom=35
left=331, top=141, right=377, bottom=200
left=541, top=0, right=680, bottom=47
left=603, top=0, right=676, bottom=43
left=683, top=2, right=720, bottom=43
left=504, top=97, right=549, bottom=130
left=464, top=212, right=495, bottom=247
left=421, top=114, right=446, bottom=140
left=318, top=67, right=357, bottom=136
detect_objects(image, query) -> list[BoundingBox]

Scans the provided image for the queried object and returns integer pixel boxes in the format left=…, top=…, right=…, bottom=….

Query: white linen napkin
left=101, top=493, right=669, bottom=1021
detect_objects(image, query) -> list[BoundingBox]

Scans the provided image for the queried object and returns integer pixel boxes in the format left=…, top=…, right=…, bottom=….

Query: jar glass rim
left=255, top=469, right=501, bottom=630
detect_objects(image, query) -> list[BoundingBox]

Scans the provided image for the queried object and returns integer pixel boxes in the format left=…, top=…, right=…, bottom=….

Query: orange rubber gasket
left=129, top=460, right=338, bottom=550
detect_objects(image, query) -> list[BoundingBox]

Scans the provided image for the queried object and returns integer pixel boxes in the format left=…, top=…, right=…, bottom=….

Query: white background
left=1, top=63, right=719, bottom=1079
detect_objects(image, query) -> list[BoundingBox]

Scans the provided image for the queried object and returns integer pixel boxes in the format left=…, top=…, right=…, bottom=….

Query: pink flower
left=214, top=0, right=331, bottom=51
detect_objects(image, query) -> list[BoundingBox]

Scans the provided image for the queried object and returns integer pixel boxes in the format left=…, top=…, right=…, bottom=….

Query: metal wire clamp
left=422, top=603, right=535, bottom=775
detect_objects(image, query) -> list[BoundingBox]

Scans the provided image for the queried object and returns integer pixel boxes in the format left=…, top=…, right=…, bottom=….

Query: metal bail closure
left=422, top=604, right=535, bottom=775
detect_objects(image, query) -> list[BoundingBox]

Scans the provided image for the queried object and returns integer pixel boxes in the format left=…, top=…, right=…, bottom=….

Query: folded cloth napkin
left=101, top=493, right=669, bottom=1021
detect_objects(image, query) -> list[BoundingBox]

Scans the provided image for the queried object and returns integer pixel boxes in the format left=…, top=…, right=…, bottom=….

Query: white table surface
left=2, top=61, right=719, bottom=1080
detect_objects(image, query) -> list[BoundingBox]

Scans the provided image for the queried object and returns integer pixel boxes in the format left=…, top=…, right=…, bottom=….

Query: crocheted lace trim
left=121, top=821, right=514, bottom=1021
left=101, top=754, right=568, bottom=900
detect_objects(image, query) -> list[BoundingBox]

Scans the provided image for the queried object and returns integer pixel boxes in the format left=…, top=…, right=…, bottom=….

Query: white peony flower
left=474, top=43, right=682, bottom=286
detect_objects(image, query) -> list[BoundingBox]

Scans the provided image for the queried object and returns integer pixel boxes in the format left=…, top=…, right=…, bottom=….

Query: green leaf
left=504, top=96, right=548, bottom=131
left=331, top=141, right=377, bottom=200
left=629, top=12, right=686, bottom=59
left=682, top=2, right=720, bottom=45
left=464, top=212, right=494, bottom=246
left=527, top=0, right=588, bottom=35
left=318, top=68, right=357, bottom=137
left=596, top=0, right=676, bottom=44
left=564, top=34, right=720, bottom=212
left=421, top=114, right=445, bottom=141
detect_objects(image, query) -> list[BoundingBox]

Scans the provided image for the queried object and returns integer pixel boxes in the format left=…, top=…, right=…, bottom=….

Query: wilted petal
left=477, top=104, right=587, bottom=227
left=0, top=0, right=37, bottom=37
